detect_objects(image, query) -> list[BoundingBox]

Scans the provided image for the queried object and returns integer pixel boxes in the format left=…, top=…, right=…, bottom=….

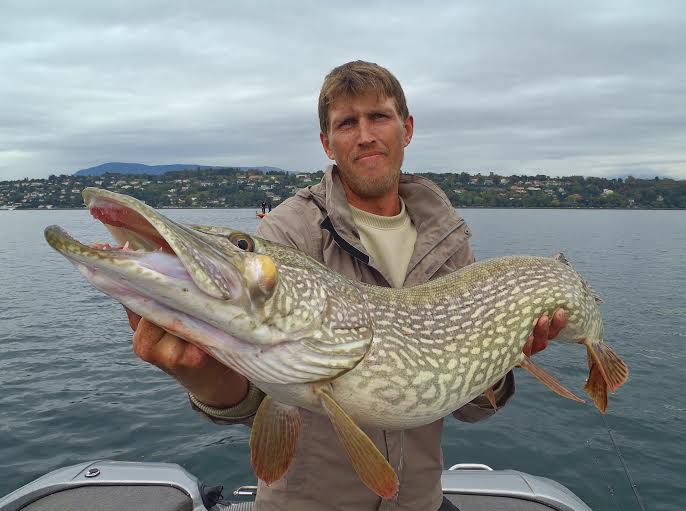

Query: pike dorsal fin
left=250, top=395, right=303, bottom=485
left=316, top=386, right=399, bottom=499
left=553, top=252, right=603, bottom=303
left=519, top=356, right=586, bottom=403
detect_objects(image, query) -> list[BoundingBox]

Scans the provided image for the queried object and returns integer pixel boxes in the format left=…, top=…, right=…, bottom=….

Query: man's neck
left=340, top=181, right=402, bottom=217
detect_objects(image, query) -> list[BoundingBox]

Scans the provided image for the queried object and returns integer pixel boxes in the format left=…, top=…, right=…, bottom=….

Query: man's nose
left=357, top=118, right=376, bottom=144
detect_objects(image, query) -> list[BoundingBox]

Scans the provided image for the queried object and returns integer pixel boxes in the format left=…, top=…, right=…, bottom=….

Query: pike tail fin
left=584, top=362, right=608, bottom=413
left=582, top=339, right=629, bottom=413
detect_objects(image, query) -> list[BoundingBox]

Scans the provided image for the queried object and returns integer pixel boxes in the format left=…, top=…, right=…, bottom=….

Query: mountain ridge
left=73, top=162, right=288, bottom=176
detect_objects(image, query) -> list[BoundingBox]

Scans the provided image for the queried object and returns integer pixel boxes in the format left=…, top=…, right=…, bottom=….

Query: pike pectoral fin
left=316, top=387, right=399, bottom=499
left=484, top=388, right=498, bottom=410
left=519, top=356, right=586, bottom=404
left=250, top=395, right=303, bottom=485
left=581, top=339, right=629, bottom=413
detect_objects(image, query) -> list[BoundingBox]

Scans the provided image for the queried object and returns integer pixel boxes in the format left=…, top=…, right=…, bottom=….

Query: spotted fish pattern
left=329, top=255, right=605, bottom=429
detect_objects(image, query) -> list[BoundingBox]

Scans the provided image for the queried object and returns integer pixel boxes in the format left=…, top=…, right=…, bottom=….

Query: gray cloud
left=1, top=0, right=685, bottom=180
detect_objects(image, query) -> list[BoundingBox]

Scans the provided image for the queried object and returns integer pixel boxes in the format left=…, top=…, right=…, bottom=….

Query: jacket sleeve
left=188, top=381, right=265, bottom=426
left=452, top=372, right=515, bottom=423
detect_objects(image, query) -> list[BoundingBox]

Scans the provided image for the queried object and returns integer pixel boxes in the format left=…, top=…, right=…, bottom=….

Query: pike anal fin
left=250, top=395, right=303, bottom=485
left=519, top=356, right=586, bottom=404
left=317, top=387, right=399, bottom=499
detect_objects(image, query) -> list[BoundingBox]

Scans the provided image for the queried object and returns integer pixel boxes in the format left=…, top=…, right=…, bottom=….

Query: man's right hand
left=125, top=308, right=249, bottom=408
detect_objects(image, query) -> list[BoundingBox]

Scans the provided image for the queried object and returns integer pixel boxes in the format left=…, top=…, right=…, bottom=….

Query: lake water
left=1, top=207, right=684, bottom=510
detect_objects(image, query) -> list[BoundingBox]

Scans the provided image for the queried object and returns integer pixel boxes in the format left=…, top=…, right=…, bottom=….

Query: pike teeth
left=123, top=241, right=130, bottom=251
left=91, top=241, right=114, bottom=250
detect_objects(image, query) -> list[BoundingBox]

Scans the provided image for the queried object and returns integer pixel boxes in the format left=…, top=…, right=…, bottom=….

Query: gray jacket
left=195, top=166, right=515, bottom=510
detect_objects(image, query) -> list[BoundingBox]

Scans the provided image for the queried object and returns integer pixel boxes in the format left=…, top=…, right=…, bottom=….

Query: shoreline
left=2, top=206, right=685, bottom=211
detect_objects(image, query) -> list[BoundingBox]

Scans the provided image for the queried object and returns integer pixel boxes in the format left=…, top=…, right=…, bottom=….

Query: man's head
left=318, top=61, right=409, bottom=135
left=318, top=61, right=414, bottom=208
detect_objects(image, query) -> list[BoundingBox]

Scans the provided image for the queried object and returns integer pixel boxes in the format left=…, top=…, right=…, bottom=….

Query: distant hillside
left=73, top=162, right=288, bottom=176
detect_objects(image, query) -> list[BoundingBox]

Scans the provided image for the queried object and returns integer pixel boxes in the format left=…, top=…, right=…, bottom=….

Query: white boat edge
left=0, top=459, right=593, bottom=511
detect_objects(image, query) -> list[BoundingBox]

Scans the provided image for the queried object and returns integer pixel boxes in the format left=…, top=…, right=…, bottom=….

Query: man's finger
left=527, top=314, right=552, bottom=356
left=179, top=343, right=211, bottom=368
left=531, top=337, right=548, bottom=355
left=156, top=332, right=187, bottom=369
left=531, top=314, right=549, bottom=344
left=132, top=318, right=166, bottom=363
left=134, top=318, right=165, bottom=340
left=124, top=307, right=141, bottom=331
left=547, top=308, right=567, bottom=339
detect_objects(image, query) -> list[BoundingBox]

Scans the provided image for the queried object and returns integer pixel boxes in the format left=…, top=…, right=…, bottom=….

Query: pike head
left=44, top=188, right=372, bottom=384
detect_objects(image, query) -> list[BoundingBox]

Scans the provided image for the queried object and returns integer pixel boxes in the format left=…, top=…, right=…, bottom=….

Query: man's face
left=320, top=93, right=414, bottom=201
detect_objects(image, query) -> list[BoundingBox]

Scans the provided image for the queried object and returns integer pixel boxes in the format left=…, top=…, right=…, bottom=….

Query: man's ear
left=403, top=115, right=415, bottom=147
left=320, top=132, right=336, bottom=160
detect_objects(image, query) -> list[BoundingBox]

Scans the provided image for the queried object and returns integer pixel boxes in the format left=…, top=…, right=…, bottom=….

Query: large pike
left=45, top=188, right=628, bottom=499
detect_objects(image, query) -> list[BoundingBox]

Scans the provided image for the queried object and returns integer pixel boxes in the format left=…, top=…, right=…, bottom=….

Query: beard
left=337, top=163, right=401, bottom=199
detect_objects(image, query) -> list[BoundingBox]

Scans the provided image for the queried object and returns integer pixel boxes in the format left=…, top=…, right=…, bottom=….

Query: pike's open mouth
left=44, top=193, right=195, bottom=284
left=47, top=187, right=249, bottom=301
left=87, top=193, right=174, bottom=253
left=43, top=189, right=280, bottom=379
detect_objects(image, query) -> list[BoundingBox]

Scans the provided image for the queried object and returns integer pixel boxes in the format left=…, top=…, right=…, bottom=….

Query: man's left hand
left=523, top=308, right=567, bottom=356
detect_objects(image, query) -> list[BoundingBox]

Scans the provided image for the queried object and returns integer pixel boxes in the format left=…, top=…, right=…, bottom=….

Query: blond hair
left=318, top=61, right=409, bottom=134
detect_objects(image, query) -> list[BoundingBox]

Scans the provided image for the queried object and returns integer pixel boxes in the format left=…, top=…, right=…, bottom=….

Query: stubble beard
left=338, top=164, right=401, bottom=199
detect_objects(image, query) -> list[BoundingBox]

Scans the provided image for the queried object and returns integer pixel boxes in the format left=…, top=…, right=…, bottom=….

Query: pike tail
left=582, top=339, right=629, bottom=413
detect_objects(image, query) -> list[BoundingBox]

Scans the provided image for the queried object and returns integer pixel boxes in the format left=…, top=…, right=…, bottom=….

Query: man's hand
left=125, top=308, right=249, bottom=408
left=523, top=308, right=567, bottom=357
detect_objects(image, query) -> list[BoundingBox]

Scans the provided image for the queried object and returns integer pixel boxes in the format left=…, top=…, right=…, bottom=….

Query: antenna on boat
left=599, top=413, right=646, bottom=511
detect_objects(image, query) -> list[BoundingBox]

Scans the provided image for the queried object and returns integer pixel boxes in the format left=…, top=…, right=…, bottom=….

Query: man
left=127, top=61, right=566, bottom=510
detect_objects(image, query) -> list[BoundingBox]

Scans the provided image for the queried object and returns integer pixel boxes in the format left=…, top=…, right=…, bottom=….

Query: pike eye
left=229, top=233, right=255, bottom=252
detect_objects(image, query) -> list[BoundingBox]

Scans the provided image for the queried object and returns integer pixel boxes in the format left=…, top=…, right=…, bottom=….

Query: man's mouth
left=355, top=151, right=385, bottom=162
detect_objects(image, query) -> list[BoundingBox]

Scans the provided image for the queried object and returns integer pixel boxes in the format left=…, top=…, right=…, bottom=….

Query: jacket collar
left=299, top=165, right=467, bottom=284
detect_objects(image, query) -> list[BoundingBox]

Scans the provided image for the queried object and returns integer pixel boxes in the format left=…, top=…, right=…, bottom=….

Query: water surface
left=1, top=208, right=684, bottom=510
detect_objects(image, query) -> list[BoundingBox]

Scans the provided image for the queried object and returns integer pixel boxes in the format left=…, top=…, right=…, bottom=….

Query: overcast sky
left=2, top=1, right=685, bottom=181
